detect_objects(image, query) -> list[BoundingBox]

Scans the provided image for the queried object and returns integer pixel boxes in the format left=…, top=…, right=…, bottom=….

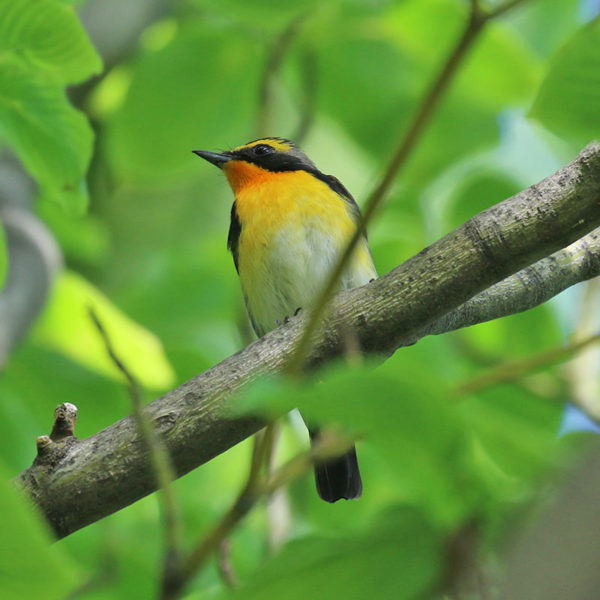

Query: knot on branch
left=33, top=402, right=80, bottom=468
left=50, top=402, right=78, bottom=441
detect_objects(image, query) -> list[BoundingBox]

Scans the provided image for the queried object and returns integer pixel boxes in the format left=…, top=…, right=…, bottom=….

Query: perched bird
left=194, top=137, right=377, bottom=502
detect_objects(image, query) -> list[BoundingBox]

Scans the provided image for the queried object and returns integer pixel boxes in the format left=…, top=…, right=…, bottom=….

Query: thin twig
left=257, top=13, right=308, bottom=137
left=216, top=539, right=237, bottom=589
left=292, top=47, right=318, bottom=144
left=265, top=423, right=292, bottom=550
left=161, top=424, right=275, bottom=599
left=486, top=0, right=529, bottom=19
left=449, top=334, right=562, bottom=400
left=452, top=331, right=600, bottom=398
left=286, top=0, right=531, bottom=376
left=88, top=308, right=182, bottom=591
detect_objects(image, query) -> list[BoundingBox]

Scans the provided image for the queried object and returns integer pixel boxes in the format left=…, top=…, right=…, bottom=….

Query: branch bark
left=17, top=142, right=600, bottom=539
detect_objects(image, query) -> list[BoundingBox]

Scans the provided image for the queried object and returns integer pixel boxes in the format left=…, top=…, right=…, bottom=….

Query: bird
left=193, top=137, right=377, bottom=502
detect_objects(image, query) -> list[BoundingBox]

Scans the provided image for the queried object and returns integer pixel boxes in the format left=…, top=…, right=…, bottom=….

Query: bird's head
left=193, top=138, right=316, bottom=193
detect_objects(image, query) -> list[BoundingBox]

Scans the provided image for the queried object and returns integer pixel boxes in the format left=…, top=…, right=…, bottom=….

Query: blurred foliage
left=0, top=220, right=6, bottom=288
left=31, top=270, right=175, bottom=389
left=530, top=15, right=600, bottom=144
left=0, top=0, right=599, bottom=599
left=0, top=0, right=102, bottom=212
left=228, top=506, right=441, bottom=600
left=0, top=461, right=79, bottom=598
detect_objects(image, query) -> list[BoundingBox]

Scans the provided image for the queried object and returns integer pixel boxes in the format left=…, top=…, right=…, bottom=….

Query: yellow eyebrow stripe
left=233, top=138, right=293, bottom=153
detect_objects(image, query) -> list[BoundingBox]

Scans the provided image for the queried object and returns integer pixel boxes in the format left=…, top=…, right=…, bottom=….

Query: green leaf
left=456, top=306, right=565, bottom=496
left=107, top=21, right=261, bottom=182
left=235, top=358, right=453, bottom=450
left=444, top=169, right=522, bottom=231
left=0, top=0, right=102, bottom=212
left=0, top=219, right=7, bottom=288
left=462, top=384, right=563, bottom=490
left=191, top=0, right=323, bottom=33
left=0, top=0, right=102, bottom=84
left=0, top=461, right=80, bottom=599
left=229, top=506, right=441, bottom=600
left=529, top=18, right=600, bottom=144
left=31, top=270, right=176, bottom=390
left=0, top=56, right=94, bottom=212
left=312, top=0, right=540, bottom=188
left=236, top=352, right=471, bottom=524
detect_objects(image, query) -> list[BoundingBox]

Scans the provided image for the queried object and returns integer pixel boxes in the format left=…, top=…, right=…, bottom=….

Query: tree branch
left=286, top=0, right=531, bottom=374
left=405, top=226, right=600, bottom=344
left=16, top=142, right=600, bottom=539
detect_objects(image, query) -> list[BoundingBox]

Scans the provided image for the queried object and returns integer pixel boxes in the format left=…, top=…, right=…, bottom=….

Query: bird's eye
left=253, top=144, right=275, bottom=156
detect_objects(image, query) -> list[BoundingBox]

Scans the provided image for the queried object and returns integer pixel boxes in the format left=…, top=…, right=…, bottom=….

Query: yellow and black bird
left=194, top=138, right=377, bottom=502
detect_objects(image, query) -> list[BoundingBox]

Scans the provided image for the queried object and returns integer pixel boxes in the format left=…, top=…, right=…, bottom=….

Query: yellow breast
left=224, top=163, right=376, bottom=335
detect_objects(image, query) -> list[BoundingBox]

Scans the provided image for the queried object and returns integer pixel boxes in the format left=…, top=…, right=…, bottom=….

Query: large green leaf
left=31, top=270, right=176, bottom=390
left=0, top=461, right=80, bottom=599
left=0, top=0, right=102, bottom=212
left=0, top=0, right=102, bottom=84
left=228, top=506, right=441, bottom=600
left=107, top=21, right=261, bottom=182
left=310, top=0, right=540, bottom=189
left=529, top=17, right=600, bottom=144
left=236, top=351, right=472, bottom=525
left=0, top=56, right=94, bottom=211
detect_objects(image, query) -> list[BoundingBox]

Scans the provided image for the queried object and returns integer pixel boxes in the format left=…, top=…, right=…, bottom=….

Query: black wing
left=227, top=201, right=241, bottom=273
left=321, top=173, right=362, bottom=226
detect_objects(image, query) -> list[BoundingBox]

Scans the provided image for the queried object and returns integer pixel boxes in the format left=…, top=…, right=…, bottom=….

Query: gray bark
left=16, top=142, right=600, bottom=539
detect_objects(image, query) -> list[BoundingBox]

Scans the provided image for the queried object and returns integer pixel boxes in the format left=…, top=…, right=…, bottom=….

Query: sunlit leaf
left=31, top=271, right=176, bottom=390
left=461, top=384, right=563, bottom=488
left=0, top=0, right=102, bottom=84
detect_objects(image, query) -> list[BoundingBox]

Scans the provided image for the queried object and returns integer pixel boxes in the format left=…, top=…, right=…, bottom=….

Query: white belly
left=241, top=220, right=376, bottom=336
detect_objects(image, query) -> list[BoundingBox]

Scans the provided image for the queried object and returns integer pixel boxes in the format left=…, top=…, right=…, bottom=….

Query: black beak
left=193, top=150, right=232, bottom=169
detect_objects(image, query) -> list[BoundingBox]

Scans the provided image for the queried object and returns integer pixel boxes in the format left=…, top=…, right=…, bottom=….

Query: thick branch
left=406, top=226, right=600, bottom=344
left=17, top=142, right=600, bottom=538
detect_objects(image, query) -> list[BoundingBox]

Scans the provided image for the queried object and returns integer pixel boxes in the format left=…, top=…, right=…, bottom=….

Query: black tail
left=312, top=441, right=362, bottom=503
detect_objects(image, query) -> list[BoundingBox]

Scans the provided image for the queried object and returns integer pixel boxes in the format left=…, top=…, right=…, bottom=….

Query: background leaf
left=0, top=56, right=94, bottom=211
left=0, top=0, right=102, bottom=212
left=529, top=17, right=600, bottom=145
left=106, top=21, right=261, bottom=183
left=31, top=270, right=176, bottom=390
left=0, top=461, right=80, bottom=599
left=227, top=506, right=441, bottom=600
left=0, top=0, right=102, bottom=83
left=0, top=0, right=597, bottom=598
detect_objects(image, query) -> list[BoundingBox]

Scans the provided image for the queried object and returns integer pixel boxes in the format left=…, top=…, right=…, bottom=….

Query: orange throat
left=223, top=161, right=271, bottom=194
